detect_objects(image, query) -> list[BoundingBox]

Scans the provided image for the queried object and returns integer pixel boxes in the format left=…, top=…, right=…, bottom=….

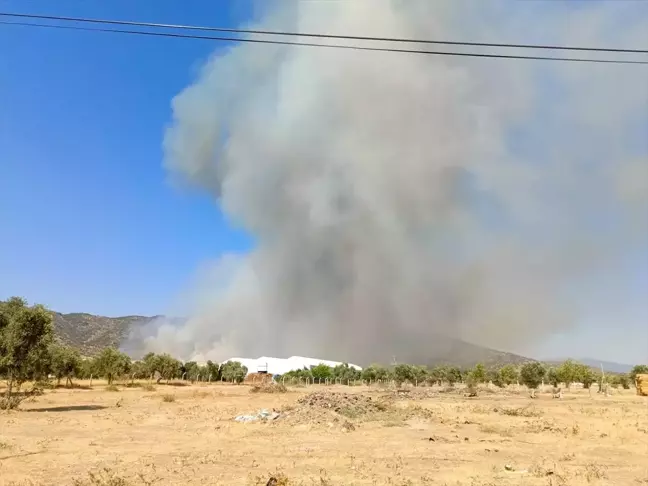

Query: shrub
left=105, top=384, right=119, bottom=392
left=161, top=394, right=176, bottom=402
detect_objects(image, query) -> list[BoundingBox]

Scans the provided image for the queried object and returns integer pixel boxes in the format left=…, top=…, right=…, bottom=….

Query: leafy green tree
left=221, top=360, right=248, bottom=384
left=77, top=358, right=95, bottom=380
left=468, top=363, right=486, bottom=384
left=93, top=348, right=131, bottom=385
left=487, top=369, right=503, bottom=388
left=547, top=367, right=560, bottom=387
left=331, top=363, right=361, bottom=383
left=520, top=362, right=546, bottom=397
left=394, top=364, right=414, bottom=386
left=49, top=343, right=82, bottom=387
left=141, top=353, right=181, bottom=383
left=612, top=373, right=630, bottom=389
left=556, top=359, right=579, bottom=388
left=411, top=365, right=428, bottom=385
left=427, top=366, right=446, bottom=385
left=282, top=367, right=313, bottom=381
left=361, top=364, right=390, bottom=382
left=574, top=364, right=595, bottom=389
left=183, top=361, right=200, bottom=381
left=498, top=364, right=519, bottom=386
left=205, top=360, right=221, bottom=381
left=157, top=354, right=182, bottom=382
left=446, top=366, right=462, bottom=385
left=0, top=297, right=54, bottom=404
left=130, top=360, right=149, bottom=379
left=310, top=363, right=333, bottom=381
left=630, top=365, right=648, bottom=383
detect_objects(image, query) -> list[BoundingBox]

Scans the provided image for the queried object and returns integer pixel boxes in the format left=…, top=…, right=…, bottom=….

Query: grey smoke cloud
left=132, top=0, right=648, bottom=364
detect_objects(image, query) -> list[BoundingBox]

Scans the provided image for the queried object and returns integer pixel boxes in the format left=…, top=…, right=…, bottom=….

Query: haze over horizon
left=2, top=0, right=647, bottom=365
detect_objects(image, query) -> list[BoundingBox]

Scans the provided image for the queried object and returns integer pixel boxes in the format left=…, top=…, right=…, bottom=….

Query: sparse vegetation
left=251, top=382, right=287, bottom=393
left=160, top=393, right=176, bottom=402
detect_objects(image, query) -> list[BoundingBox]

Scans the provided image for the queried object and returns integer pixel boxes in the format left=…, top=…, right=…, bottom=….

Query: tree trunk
left=6, top=370, right=14, bottom=400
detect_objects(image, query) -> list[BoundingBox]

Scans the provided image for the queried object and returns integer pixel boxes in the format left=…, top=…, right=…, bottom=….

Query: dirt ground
left=1, top=381, right=647, bottom=485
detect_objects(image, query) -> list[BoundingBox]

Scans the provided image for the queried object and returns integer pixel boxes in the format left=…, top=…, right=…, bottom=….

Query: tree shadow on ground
left=54, top=384, right=92, bottom=390
left=25, top=405, right=107, bottom=413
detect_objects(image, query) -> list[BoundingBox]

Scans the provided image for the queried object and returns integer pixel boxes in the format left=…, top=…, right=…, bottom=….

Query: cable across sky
left=1, top=12, right=647, bottom=65
left=3, top=11, right=648, bottom=55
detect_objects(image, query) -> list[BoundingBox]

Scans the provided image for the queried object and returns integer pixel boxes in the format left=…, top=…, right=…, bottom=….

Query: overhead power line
left=2, top=11, right=648, bottom=55
left=1, top=20, right=647, bottom=65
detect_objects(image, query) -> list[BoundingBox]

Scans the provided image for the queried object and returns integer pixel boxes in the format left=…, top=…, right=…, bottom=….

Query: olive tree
left=498, top=364, right=519, bottom=386
left=93, top=348, right=131, bottom=385
left=520, top=362, right=546, bottom=398
left=310, top=363, right=333, bottom=382
left=49, top=343, right=82, bottom=387
left=221, top=361, right=247, bottom=383
left=0, top=297, right=54, bottom=408
left=630, top=365, right=648, bottom=383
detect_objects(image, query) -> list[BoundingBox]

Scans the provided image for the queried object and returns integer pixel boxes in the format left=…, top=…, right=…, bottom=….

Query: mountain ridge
left=52, top=310, right=532, bottom=367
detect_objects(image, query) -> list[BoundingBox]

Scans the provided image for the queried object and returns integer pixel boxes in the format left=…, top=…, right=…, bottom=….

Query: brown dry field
left=1, top=381, right=647, bottom=486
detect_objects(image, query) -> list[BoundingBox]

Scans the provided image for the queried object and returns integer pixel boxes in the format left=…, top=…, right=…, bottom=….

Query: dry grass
left=160, top=394, right=176, bottom=403
left=1, top=380, right=646, bottom=485
left=250, top=383, right=288, bottom=394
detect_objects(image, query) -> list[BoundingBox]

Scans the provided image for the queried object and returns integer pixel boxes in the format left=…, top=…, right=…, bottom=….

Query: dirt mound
left=245, top=373, right=273, bottom=385
left=251, top=383, right=288, bottom=394
left=389, top=388, right=440, bottom=400
left=296, top=391, right=390, bottom=417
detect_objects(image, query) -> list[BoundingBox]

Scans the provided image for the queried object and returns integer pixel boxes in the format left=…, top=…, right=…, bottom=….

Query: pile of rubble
left=234, top=409, right=281, bottom=423
left=296, top=391, right=391, bottom=416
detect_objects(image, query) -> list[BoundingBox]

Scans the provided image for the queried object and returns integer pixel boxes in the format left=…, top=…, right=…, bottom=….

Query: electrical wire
left=2, top=20, right=647, bottom=65
left=2, top=11, right=648, bottom=55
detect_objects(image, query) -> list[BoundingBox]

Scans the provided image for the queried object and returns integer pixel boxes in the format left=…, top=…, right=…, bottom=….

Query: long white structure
left=220, top=355, right=362, bottom=376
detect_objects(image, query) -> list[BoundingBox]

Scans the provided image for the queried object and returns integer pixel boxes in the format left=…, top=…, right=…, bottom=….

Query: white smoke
left=130, top=0, right=648, bottom=364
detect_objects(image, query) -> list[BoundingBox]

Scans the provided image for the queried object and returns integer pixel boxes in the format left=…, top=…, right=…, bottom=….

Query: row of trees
left=280, top=359, right=646, bottom=392
left=3, top=297, right=647, bottom=407
left=65, top=350, right=249, bottom=385
left=0, top=298, right=251, bottom=408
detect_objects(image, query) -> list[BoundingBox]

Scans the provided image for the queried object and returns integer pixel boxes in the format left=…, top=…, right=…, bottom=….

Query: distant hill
left=575, top=358, right=633, bottom=374
left=50, top=310, right=534, bottom=367
left=52, top=312, right=157, bottom=356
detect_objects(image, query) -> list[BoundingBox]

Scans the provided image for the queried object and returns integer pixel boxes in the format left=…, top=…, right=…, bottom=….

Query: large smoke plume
left=130, top=0, right=648, bottom=364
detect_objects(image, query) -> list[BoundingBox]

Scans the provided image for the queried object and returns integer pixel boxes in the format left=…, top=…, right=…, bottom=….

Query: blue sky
left=1, top=1, right=646, bottom=363
left=1, top=0, right=255, bottom=315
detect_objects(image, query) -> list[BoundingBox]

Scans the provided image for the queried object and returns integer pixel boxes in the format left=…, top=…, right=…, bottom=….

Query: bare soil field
left=1, top=382, right=647, bottom=485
